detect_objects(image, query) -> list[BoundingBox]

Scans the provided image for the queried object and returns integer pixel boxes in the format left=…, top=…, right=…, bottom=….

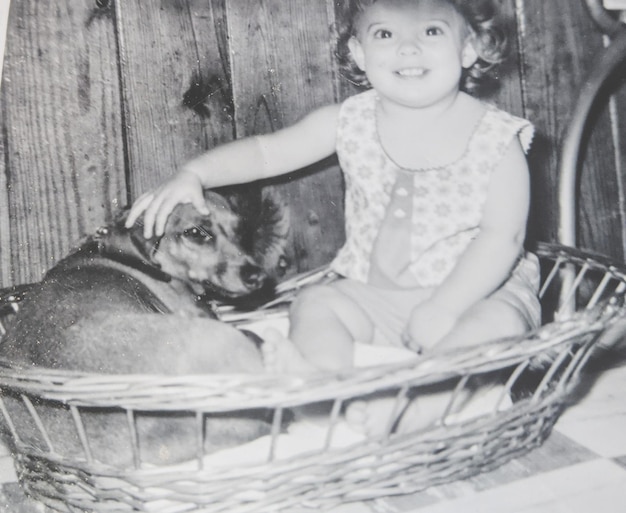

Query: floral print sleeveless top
left=331, top=89, right=534, bottom=288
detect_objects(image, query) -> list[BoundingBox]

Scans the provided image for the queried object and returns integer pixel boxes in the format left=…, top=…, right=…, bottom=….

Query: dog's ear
left=214, top=187, right=291, bottom=278
left=255, top=190, right=291, bottom=276
left=113, top=208, right=161, bottom=263
left=128, top=224, right=161, bottom=263
left=213, top=184, right=262, bottom=219
left=204, top=189, right=232, bottom=211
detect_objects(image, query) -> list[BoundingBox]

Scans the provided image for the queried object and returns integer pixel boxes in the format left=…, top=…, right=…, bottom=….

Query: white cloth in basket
left=180, top=316, right=512, bottom=470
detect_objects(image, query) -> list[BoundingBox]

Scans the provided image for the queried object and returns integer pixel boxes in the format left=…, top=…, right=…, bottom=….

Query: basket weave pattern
left=0, top=242, right=625, bottom=512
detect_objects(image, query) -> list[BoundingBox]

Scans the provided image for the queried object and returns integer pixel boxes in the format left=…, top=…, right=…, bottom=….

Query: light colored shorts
left=331, top=253, right=542, bottom=347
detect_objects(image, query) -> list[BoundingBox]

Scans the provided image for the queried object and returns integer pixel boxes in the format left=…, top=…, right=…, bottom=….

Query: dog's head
left=121, top=190, right=289, bottom=301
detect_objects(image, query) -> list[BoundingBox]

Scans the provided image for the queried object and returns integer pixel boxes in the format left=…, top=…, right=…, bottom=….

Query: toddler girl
left=127, top=0, right=540, bottom=412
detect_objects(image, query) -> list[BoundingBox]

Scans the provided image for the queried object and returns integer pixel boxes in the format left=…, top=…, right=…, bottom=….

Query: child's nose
left=398, top=37, right=422, bottom=55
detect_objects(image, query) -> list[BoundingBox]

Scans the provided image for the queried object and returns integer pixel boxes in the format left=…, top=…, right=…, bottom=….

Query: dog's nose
left=241, top=263, right=266, bottom=289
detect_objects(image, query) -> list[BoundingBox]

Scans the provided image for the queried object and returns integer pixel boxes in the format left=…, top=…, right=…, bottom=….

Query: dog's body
left=0, top=190, right=289, bottom=467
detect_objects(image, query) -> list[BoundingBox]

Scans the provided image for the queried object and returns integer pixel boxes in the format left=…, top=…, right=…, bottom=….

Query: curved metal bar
left=558, top=28, right=626, bottom=247
left=584, top=0, right=624, bottom=37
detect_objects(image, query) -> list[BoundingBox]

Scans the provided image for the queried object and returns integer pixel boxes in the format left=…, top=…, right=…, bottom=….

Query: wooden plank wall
left=1, top=0, right=625, bottom=288
left=1, top=1, right=126, bottom=286
left=519, top=0, right=624, bottom=257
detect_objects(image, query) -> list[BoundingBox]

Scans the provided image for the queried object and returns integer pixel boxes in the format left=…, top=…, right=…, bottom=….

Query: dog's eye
left=183, top=227, right=215, bottom=244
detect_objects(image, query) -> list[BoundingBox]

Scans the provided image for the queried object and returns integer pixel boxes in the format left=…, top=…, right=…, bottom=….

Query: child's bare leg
left=437, top=297, right=531, bottom=351
left=290, top=284, right=375, bottom=370
left=346, top=298, right=532, bottom=436
left=263, top=283, right=374, bottom=374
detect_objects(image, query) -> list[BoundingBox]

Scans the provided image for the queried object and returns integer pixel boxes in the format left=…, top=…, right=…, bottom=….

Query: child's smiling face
left=349, top=0, right=477, bottom=109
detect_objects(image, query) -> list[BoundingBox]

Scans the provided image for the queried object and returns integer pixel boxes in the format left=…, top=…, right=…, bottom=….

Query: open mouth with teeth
left=395, top=68, right=428, bottom=77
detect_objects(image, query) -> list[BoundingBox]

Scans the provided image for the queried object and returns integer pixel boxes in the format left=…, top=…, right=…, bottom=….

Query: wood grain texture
left=0, top=0, right=125, bottom=285
left=0, top=93, right=10, bottom=287
left=1, top=0, right=625, bottom=285
left=0, top=2, right=7, bottom=287
left=226, top=0, right=345, bottom=272
left=117, top=0, right=235, bottom=197
left=517, top=0, right=623, bottom=259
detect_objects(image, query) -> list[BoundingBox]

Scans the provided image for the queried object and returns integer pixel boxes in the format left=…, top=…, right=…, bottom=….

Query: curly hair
left=335, top=0, right=508, bottom=95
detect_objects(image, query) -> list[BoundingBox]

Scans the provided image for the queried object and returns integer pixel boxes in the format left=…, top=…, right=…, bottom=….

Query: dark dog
left=0, top=189, right=289, bottom=468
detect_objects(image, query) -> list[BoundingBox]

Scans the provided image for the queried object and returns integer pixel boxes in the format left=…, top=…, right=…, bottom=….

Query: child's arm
left=127, top=104, right=340, bottom=237
left=406, top=139, right=531, bottom=349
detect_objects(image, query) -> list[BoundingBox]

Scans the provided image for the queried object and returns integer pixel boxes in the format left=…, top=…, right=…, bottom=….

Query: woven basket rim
left=0, top=241, right=624, bottom=412
left=0, top=301, right=623, bottom=412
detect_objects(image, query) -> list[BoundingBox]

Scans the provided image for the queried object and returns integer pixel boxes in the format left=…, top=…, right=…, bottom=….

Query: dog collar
left=89, top=226, right=218, bottom=317
left=90, top=225, right=173, bottom=283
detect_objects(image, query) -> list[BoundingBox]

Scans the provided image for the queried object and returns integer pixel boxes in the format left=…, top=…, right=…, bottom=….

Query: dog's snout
left=241, top=263, right=266, bottom=289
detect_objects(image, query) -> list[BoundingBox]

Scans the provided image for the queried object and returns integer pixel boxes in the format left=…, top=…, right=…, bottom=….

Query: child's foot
left=345, top=394, right=410, bottom=437
left=345, top=389, right=452, bottom=437
left=262, top=328, right=318, bottom=375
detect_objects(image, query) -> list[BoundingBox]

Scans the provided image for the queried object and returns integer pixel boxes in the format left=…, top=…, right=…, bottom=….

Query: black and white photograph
left=1, top=1, right=626, bottom=512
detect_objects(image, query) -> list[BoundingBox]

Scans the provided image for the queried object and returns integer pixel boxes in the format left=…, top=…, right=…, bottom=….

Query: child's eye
left=373, top=29, right=393, bottom=39
left=425, top=26, right=444, bottom=36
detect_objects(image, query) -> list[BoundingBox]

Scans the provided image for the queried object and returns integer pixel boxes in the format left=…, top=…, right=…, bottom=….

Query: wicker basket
left=1, top=3, right=626, bottom=512
left=0, top=243, right=625, bottom=513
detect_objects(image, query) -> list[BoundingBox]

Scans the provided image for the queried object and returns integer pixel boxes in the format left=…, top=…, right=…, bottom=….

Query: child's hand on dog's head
left=126, top=169, right=209, bottom=239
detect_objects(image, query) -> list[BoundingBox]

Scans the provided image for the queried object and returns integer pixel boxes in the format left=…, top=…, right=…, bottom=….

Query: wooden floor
left=1, top=344, right=625, bottom=513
